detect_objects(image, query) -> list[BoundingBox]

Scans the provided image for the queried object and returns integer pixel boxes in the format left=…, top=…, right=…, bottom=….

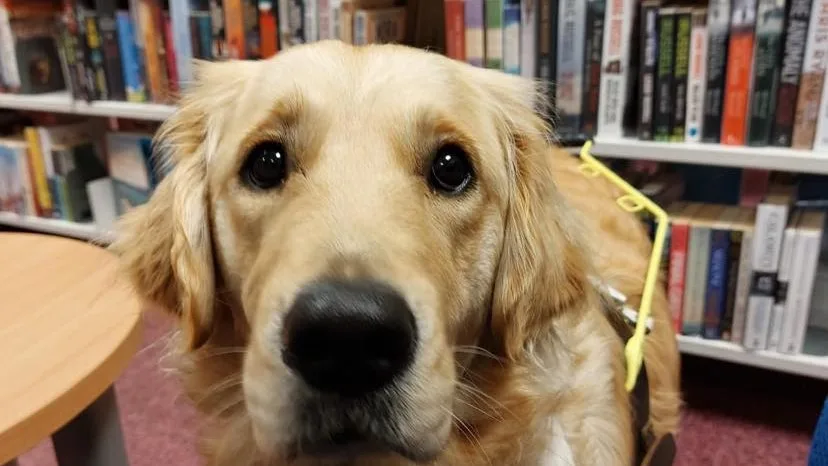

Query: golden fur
left=112, top=41, right=680, bottom=466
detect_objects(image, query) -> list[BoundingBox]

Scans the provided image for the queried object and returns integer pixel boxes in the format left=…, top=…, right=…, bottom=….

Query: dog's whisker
left=193, top=376, right=245, bottom=406
left=455, top=380, right=518, bottom=420
left=453, top=345, right=505, bottom=364
left=441, top=406, right=492, bottom=466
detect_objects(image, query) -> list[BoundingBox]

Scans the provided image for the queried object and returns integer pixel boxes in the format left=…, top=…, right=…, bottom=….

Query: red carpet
left=16, top=312, right=824, bottom=466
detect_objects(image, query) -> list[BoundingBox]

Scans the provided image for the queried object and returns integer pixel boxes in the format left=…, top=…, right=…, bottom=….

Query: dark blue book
left=703, top=227, right=731, bottom=339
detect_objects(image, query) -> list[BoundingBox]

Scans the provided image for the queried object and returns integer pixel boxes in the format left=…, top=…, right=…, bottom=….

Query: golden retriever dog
left=113, top=40, right=680, bottom=466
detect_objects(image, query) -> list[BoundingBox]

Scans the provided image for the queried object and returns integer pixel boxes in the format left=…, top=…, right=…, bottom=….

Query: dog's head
left=114, top=41, right=589, bottom=463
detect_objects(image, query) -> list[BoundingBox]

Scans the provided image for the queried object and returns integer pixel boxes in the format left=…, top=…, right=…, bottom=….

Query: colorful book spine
left=702, top=0, right=732, bottom=142
left=115, top=10, right=147, bottom=102
left=771, top=0, right=812, bottom=147
left=224, top=0, right=246, bottom=58
left=637, top=1, right=659, bottom=141
left=581, top=0, right=605, bottom=137
left=485, top=0, right=504, bottom=69
left=720, top=227, right=743, bottom=340
left=791, top=0, right=828, bottom=149
left=671, top=8, right=692, bottom=142
left=683, top=224, right=711, bottom=336
left=95, top=0, right=127, bottom=101
left=79, top=6, right=107, bottom=100
left=746, top=0, right=787, bottom=146
left=503, top=0, right=521, bottom=74
left=211, top=0, right=229, bottom=56
left=721, top=0, right=758, bottom=145
left=654, top=8, right=676, bottom=142
left=520, top=0, right=537, bottom=78
left=23, top=127, right=49, bottom=216
left=596, top=0, right=635, bottom=137
left=465, top=0, right=485, bottom=67
left=556, top=0, right=586, bottom=137
left=259, top=1, right=278, bottom=57
left=668, top=219, right=690, bottom=333
left=139, top=0, right=167, bottom=102
left=60, top=2, right=88, bottom=101
left=685, top=8, right=708, bottom=142
left=444, top=0, right=466, bottom=61
left=191, top=11, right=213, bottom=59
left=169, top=0, right=194, bottom=85
left=703, top=228, right=731, bottom=339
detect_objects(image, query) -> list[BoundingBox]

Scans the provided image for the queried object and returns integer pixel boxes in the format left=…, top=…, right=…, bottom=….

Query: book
left=685, top=8, right=708, bottom=142
left=654, top=7, right=676, bottom=142
left=353, top=7, right=405, bottom=45
left=485, top=0, right=504, bottom=69
left=169, top=0, right=194, bottom=85
left=671, top=8, right=692, bottom=142
left=597, top=0, right=635, bottom=138
left=106, top=131, right=155, bottom=215
left=464, top=0, right=485, bottom=67
left=556, top=0, right=586, bottom=138
left=771, top=0, right=813, bottom=146
left=668, top=202, right=698, bottom=333
left=162, top=13, right=179, bottom=95
left=520, top=0, right=538, bottom=77
left=80, top=2, right=110, bottom=100
left=581, top=0, right=605, bottom=137
left=703, top=214, right=734, bottom=339
left=0, top=138, right=32, bottom=215
left=444, top=0, right=465, bottom=61
left=721, top=209, right=753, bottom=341
left=259, top=0, right=278, bottom=57
left=0, top=8, right=67, bottom=95
left=94, top=0, right=126, bottom=100
left=637, top=1, right=660, bottom=141
left=115, top=10, right=147, bottom=102
left=224, top=0, right=245, bottom=57
left=303, top=0, right=318, bottom=43
left=49, top=141, right=107, bottom=222
left=783, top=211, right=825, bottom=354
left=138, top=0, right=168, bottom=102
left=503, top=0, right=521, bottom=74
left=318, top=0, right=332, bottom=41
left=683, top=205, right=726, bottom=335
left=743, top=184, right=794, bottom=350
left=791, top=0, right=828, bottom=149
left=746, top=0, right=787, bottom=146
left=702, top=0, right=732, bottom=142
left=767, top=212, right=799, bottom=351
left=59, top=1, right=88, bottom=101
left=211, top=0, right=230, bottom=56
left=721, top=0, right=758, bottom=145
left=730, top=209, right=756, bottom=344
left=536, top=0, right=558, bottom=108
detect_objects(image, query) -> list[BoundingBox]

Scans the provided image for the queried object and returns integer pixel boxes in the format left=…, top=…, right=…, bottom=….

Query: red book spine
left=259, top=2, right=278, bottom=57
left=224, top=0, right=246, bottom=58
left=163, top=13, right=179, bottom=94
left=444, top=0, right=465, bottom=61
left=667, top=221, right=690, bottom=333
left=720, top=20, right=755, bottom=145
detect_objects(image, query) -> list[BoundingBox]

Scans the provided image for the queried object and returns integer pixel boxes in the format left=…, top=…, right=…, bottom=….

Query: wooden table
left=0, top=233, right=141, bottom=466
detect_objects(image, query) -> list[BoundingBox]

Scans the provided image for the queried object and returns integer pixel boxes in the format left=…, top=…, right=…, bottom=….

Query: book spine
left=685, top=9, right=708, bottom=142
left=211, top=0, right=230, bottom=56
left=702, top=0, right=732, bottom=142
left=116, top=11, right=147, bottom=103
left=816, top=73, right=828, bottom=149
left=224, top=0, right=246, bottom=58
left=789, top=230, right=821, bottom=354
left=445, top=0, right=466, bottom=60
left=720, top=228, right=743, bottom=340
left=329, top=0, right=339, bottom=40
left=503, top=0, right=521, bottom=74
left=485, top=0, right=504, bottom=69
left=682, top=225, right=707, bottom=335
left=746, top=0, right=787, bottom=146
left=703, top=228, right=730, bottom=339
left=139, top=0, right=166, bottom=102
left=654, top=8, right=676, bottom=142
left=581, top=0, right=604, bottom=137
left=259, top=1, right=278, bottom=58
left=668, top=221, right=690, bottom=333
left=537, top=0, right=558, bottom=108
left=318, top=0, right=331, bottom=40
left=791, top=0, right=828, bottom=149
left=95, top=0, right=127, bottom=100
left=169, top=0, right=193, bottom=85
left=597, top=0, right=635, bottom=137
left=671, top=9, right=692, bottom=142
left=556, top=0, right=586, bottom=137
left=75, top=6, right=99, bottom=100
left=87, top=11, right=111, bottom=100
left=288, top=0, right=306, bottom=46
left=304, top=0, right=318, bottom=43
left=520, top=0, right=538, bottom=78
left=771, top=0, right=812, bottom=147
left=59, top=4, right=87, bottom=101
left=0, top=7, right=19, bottom=89
left=194, top=13, right=214, bottom=59
left=465, top=0, right=485, bottom=67
left=242, top=1, right=260, bottom=58
left=637, top=2, right=659, bottom=140
left=768, top=225, right=796, bottom=351
left=721, top=0, right=758, bottom=146
left=731, top=230, right=754, bottom=344
left=160, top=14, right=178, bottom=96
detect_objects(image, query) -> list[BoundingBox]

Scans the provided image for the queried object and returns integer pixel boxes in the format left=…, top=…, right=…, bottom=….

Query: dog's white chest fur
left=539, top=417, right=575, bottom=466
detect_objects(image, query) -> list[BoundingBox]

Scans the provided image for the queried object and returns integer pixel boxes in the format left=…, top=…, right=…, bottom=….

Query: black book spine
left=747, top=0, right=787, bottom=146
left=75, top=4, right=99, bottom=100
left=770, top=0, right=812, bottom=147
left=671, top=8, right=692, bottom=141
left=581, top=0, right=605, bottom=138
left=638, top=1, right=659, bottom=140
left=536, top=0, right=558, bottom=116
left=701, top=0, right=731, bottom=142
left=653, top=7, right=675, bottom=141
left=95, top=0, right=126, bottom=101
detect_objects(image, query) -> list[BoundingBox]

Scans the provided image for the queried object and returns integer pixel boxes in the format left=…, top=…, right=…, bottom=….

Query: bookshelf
left=0, top=212, right=111, bottom=242
left=592, top=137, right=828, bottom=176
left=0, top=92, right=174, bottom=121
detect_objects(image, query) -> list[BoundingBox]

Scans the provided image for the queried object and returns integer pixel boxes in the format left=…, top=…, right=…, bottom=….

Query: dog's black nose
left=282, top=279, right=417, bottom=397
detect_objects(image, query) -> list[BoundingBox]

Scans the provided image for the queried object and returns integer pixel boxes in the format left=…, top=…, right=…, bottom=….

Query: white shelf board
left=592, top=137, right=828, bottom=175
left=0, top=91, right=174, bottom=121
left=0, top=212, right=113, bottom=242
left=678, top=335, right=828, bottom=380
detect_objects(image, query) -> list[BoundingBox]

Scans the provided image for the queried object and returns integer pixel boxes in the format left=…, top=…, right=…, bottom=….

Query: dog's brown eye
left=243, top=142, right=288, bottom=189
left=428, top=144, right=473, bottom=195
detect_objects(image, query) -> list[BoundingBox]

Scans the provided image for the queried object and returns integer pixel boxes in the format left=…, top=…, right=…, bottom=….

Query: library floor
left=16, top=311, right=825, bottom=466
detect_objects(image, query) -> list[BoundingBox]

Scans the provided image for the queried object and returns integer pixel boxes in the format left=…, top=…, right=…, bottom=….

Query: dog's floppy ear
left=473, top=70, right=591, bottom=359
left=112, top=60, right=254, bottom=350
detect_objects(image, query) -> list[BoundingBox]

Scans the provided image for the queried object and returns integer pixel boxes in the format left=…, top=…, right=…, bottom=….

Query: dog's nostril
left=282, top=279, right=417, bottom=397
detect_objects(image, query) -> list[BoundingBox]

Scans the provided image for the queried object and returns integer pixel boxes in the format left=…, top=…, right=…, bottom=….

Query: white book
left=318, top=0, right=332, bottom=40
left=169, top=0, right=193, bottom=85
left=86, top=177, right=118, bottom=233
left=304, top=0, right=319, bottom=42
left=682, top=225, right=710, bottom=336
left=597, top=0, right=636, bottom=137
left=278, top=0, right=292, bottom=48
left=768, top=219, right=797, bottom=352
left=814, top=75, right=828, bottom=150
left=788, top=212, right=825, bottom=354
left=731, top=214, right=756, bottom=345
left=685, top=9, right=708, bottom=142
left=520, top=0, right=537, bottom=78
left=504, top=0, right=522, bottom=75
left=556, top=0, right=587, bottom=135
left=780, top=227, right=806, bottom=353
